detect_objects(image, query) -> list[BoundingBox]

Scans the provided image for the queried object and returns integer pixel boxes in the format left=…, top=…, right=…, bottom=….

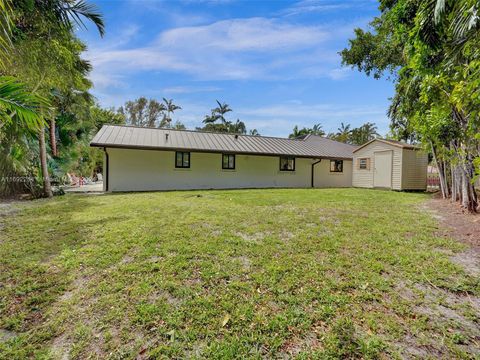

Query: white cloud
left=235, top=103, right=389, bottom=136
left=280, top=0, right=371, bottom=17
left=157, top=18, right=328, bottom=51
left=163, top=85, right=222, bottom=94
left=86, top=17, right=349, bottom=87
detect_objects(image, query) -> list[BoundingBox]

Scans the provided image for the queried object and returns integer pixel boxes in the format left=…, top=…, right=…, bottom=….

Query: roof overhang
left=353, top=138, right=419, bottom=153
left=90, top=142, right=353, bottom=160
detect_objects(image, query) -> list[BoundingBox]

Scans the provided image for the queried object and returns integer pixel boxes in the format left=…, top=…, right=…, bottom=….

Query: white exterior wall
left=313, top=159, right=352, bottom=188
left=105, top=148, right=353, bottom=192
left=352, top=142, right=403, bottom=190
left=401, top=149, right=428, bottom=190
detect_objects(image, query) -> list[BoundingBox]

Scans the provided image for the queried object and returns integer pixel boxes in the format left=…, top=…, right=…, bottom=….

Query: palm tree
left=289, top=123, right=324, bottom=138
left=211, top=100, right=232, bottom=124
left=311, top=123, right=325, bottom=136
left=335, top=122, right=351, bottom=143
left=202, top=101, right=233, bottom=132
left=350, top=122, right=378, bottom=145
left=162, top=98, right=181, bottom=126
left=0, top=0, right=105, bottom=197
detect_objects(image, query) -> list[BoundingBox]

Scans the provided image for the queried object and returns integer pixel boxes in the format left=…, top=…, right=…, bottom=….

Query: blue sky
left=78, top=0, right=393, bottom=137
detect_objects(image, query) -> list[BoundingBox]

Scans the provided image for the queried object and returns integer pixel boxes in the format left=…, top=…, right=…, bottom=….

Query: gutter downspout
left=104, top=147, right=109, bottom=192
left=311, top=159, right=322, bottom=188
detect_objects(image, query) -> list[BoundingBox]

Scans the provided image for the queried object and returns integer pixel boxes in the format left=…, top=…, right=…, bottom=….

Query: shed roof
left=90, top=125, right=355, bottom=159
left=353, top=138, right=419, bottom=153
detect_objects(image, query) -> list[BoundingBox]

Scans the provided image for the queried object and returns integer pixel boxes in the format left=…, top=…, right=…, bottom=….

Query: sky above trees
left=78, top=0, right=394, bottom=137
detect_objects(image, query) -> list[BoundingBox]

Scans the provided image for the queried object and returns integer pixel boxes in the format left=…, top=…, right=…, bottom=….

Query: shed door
left=374, top=151, right=393, bottom=188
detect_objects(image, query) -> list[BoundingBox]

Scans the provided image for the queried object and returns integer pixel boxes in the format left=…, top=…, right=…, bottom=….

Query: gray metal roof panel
left=90, top=125, right=355, bottom=159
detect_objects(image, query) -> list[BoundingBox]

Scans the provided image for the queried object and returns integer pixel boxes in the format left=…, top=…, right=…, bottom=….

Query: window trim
left=330, top=159, right=343, bottom=173
left=222, top=153, right=236, bottom=170
left=359, top=158, right=369, bottom=170
left=279, top=156, right=295, bottom=172
left=175, top=151, right=190, bottom=168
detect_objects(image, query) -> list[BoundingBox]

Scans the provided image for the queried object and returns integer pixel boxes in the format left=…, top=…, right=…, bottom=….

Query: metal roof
left=353, top=138, right=419, bottom=153
left=90, top=125, right=355, bottom=159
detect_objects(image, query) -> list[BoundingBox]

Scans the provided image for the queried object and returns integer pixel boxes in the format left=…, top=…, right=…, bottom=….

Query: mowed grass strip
left=0, top=189, right=478, bottom=359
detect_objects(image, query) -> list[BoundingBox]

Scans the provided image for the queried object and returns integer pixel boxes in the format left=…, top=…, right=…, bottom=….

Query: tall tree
left=335, top=122, right=351, bottom=143
left=1, top=0, right=104, bottom=197
left=199, top=100, right=250, bottom=134
left=349, top=122, right=378, bottom=145
left=121, top=97, right=168, bottom=128
left=160, top=98, right=181, bottom=128
left=341, top=0, right=480, bottom=211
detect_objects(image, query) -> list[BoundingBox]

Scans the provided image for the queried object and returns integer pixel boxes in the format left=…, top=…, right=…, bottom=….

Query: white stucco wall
left=313, top=159, right=352, bottom=188
left=105, top=148, right=353, bottom=192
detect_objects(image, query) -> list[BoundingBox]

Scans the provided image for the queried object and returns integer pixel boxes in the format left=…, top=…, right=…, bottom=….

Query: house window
left=280, top=156, right=295, bottom=171
left=359, top=158, right=369, bottom=170
left=175, top=151, right=190, bottom=168
left=330, top=160, right=343, bottom=173
left=222, top=154, right=235, bottom=169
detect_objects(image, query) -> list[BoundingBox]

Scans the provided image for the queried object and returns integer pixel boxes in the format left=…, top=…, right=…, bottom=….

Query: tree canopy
left=341, top=0, right=480, bottom=211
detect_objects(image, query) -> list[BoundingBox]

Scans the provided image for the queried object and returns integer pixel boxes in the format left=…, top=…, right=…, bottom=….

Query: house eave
left=90, top=142, right=353, bottom=160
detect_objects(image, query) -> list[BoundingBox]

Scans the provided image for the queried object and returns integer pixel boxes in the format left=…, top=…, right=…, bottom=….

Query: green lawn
left=0, top=189, right=479, bottom=359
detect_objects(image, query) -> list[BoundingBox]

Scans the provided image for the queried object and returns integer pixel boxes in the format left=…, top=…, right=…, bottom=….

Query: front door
left=374, top=151, right=392, bottom=188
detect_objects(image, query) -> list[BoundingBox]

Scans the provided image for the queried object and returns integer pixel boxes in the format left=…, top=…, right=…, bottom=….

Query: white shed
left=352, top=139, right=428, bottom=191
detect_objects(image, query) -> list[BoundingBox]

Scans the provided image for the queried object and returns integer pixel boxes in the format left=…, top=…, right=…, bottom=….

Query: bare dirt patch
left=425, top=195, right=480, bottom=249
left=424, top=195, right=480, bottom=277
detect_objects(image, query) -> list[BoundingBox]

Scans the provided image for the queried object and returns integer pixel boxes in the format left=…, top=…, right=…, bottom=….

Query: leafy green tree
left=349, top=122, right=378, bottom=145
left=121, top=97, right=161, bottom=127
left=0, top=0, right=104, bottom=197
left=341, top=0, right=479, bottom=211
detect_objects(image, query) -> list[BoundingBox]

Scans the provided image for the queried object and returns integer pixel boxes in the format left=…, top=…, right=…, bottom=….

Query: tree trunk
left=430, top=141, right=448, bottom=198
left=50, top=118, right=57, bottom=157
left=456, top=146, right=478, bottom=212
left=39, top=126, right=53, bottom=198
left=451, top=163, right=458, bottom=202
left=443, top=160, right=450, bottom=197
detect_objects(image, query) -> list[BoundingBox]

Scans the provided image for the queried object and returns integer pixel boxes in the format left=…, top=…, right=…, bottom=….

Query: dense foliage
left=327, top=122, right=379, bottom=145
left=342, top=0, right=480, bottom=212
left=0, top=0, right=117, bottom=198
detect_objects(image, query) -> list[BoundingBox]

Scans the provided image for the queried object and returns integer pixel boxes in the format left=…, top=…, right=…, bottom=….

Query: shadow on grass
left=0, top=194, right=127, bottom=335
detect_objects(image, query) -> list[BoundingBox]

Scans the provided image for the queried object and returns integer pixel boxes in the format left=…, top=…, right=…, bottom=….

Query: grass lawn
left=0, top=189, right=479, bottom=359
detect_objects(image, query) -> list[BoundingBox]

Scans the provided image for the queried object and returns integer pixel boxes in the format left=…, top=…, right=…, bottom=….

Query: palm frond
left=0, top=0, right=13, bottom=69
left=0, top=77, right=49, bottom=130
left=58, top=0, right=105, bottom=37
left=434, top=0, right=446, bottom=24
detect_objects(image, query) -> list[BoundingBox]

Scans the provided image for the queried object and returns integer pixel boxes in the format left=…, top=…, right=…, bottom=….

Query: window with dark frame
left=175, top=151, right=190, bottom=168
left=279, top=156, right=295, bottom=171
left=330, top=160, right=343, bottom=173
left=359, top=158, right=368, bottom=170
left=222, top=154, right=235, bottom=170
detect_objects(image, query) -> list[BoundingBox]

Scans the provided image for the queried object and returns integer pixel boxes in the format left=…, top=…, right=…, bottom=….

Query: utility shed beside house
left=352, top=139, right=428, bottom=190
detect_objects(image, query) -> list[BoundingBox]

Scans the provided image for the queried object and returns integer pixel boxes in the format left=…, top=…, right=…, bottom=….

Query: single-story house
left=352, top=138, right=428, bottom=190
left=90, top=125, right=427, bottom=192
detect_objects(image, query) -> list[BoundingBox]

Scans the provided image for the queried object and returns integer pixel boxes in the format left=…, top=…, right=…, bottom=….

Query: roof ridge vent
left=234, top=134, right=239, bottom=139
